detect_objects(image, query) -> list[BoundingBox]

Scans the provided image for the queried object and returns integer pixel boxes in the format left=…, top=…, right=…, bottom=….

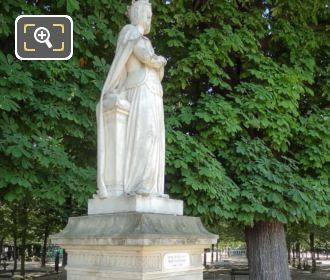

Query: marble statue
left=96, top=0, right=167, bottom=199
left=52, top=3, right=217, bottom=280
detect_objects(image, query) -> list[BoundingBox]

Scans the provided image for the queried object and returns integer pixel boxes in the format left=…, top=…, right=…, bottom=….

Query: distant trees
left=287, top=223, right=330, bottom=271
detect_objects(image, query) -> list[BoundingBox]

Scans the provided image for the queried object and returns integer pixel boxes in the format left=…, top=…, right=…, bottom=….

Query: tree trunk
left=12, top=207, right=18, bottom=272
left=211, top=244, right=214, bottom=263
left=245, top=220, right=291, bottom=280
left=296, top=242, right=301, bottom=269
left=55, top=251, right=60, bottom=273
left=62, top=250, right=68, bottom=267
left=41, top=226, right=49, bottom=267
left=292, top=244, right=296, bottom=267
left=0, top=237, right=3, bottom=265
left=287, top=242, right=291, bottom=264
left=19, top=227, right=27, bottom=276
left=13, top=236, right=17, bottom=271
left=310, top=232, right=316, bottom=273
left=19, top=207, right=28, bottom=276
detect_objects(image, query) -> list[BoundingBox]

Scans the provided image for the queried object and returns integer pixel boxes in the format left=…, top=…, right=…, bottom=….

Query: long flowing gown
left=124, top=67, right=165, bottom=195
left=97, top=24, right=165, bottom=197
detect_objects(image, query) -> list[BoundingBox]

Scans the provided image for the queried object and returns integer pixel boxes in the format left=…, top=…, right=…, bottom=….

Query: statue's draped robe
left=97, top=24, right=165, bottom=197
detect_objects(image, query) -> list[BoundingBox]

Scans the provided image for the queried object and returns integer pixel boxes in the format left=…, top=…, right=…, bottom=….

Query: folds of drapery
left=97, top=24, right=141, bottom=198
left=124, top=69, right=165, bottom=195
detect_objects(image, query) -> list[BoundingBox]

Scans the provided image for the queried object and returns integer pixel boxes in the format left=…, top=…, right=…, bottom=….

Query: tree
left=0, top=0, right=127, bottom=274
left=150, top=1, right=330, bottom=279
left=286, top=222, right=330, bottom=271
left=0, top=202, right=12, bottom=266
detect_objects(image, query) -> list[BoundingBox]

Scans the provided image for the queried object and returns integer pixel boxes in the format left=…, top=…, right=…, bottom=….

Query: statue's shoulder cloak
left=97, top=24, right=141, bottom=198
left=101, top=24, right=142, bottom=95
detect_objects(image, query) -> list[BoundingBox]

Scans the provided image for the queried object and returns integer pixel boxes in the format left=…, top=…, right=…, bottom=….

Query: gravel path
left=1, top=261, right=329, bottom=279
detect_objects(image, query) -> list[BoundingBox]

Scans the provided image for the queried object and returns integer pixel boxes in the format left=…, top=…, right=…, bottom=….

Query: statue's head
left=128, top=0, right=152, bottom=35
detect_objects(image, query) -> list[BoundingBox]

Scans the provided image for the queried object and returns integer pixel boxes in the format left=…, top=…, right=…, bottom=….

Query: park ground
left=203, top=256, right=330, bottom=280
left=0, top=257, right=329, bottom=280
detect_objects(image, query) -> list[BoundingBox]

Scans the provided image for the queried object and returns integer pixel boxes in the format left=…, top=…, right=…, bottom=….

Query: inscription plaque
left=163, top=253, right=190, bottom=270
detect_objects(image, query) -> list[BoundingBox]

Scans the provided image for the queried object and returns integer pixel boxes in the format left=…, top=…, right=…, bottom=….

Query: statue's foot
left=124, top=191, right=145, bottom=197
left=96, top=190, right=108, bottom=199
left=124, top=191, right=169, bottom=199
left=149, top=193, right=169, bottom=198
left=134, top=189, right=150, bottom=196
left=125, top=191, right=136, bottom=197
left=158, top=193, right=169, bottom=199
left=125, top=190, right=151, bottom=197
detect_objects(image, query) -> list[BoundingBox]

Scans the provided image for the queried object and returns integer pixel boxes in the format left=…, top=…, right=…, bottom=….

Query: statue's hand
left=158, top=56, right=167, bottom=66
left=103, top=93, right=130, bottom=112
left=158, top=66, right=164, bottom=81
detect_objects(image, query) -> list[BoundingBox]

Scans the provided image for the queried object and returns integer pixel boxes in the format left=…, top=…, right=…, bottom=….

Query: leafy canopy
left=0, top=0, right=329, bottom=230
left=152, top=0, right=330, bottom=226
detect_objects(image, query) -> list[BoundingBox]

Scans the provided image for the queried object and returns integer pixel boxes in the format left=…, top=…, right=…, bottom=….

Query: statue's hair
left=127, top=0, right=152, bottom=25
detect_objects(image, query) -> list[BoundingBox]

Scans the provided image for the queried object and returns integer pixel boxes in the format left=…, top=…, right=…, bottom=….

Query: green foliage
left=151, top=0, right=330, bottom=226
left=0, top=0, right=128, bottom=249
left=0, top=0, right=128, bottom=206
left=0, top=0, right=329, bottom=242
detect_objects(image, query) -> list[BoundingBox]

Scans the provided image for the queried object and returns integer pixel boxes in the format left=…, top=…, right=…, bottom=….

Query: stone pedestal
left=51, top=197, right=217, bottom=280
left=88, top=195, right=183, bottom=215
left=102, top=95, right=130, bottom=196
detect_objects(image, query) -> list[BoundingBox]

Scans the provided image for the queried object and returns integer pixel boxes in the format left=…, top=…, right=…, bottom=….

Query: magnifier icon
left=34, top=27, right=53, bottom=48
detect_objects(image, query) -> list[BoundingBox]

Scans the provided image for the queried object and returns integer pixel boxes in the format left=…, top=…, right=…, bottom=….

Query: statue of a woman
left=97, top=0, right=167, bottom=198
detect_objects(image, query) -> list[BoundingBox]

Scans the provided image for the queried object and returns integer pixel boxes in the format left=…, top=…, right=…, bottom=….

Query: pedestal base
left=88, top=195, right=183, bottom=216
left=51, top=213, right=217, bottom=280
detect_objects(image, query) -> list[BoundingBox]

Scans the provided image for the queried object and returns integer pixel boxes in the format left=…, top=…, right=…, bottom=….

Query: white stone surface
left=64, top=248, right=201, bottom=271
left=97, top=0, right=167, bottom=198
left=51, top=213, right=218, bottom=280
left=64, top=248, right=203, bottom=280
left=51, top=213, right=218, bottom=246
left=88, top=195, right=183, bottom=216
left=102, top=95, right=130, bottom=196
